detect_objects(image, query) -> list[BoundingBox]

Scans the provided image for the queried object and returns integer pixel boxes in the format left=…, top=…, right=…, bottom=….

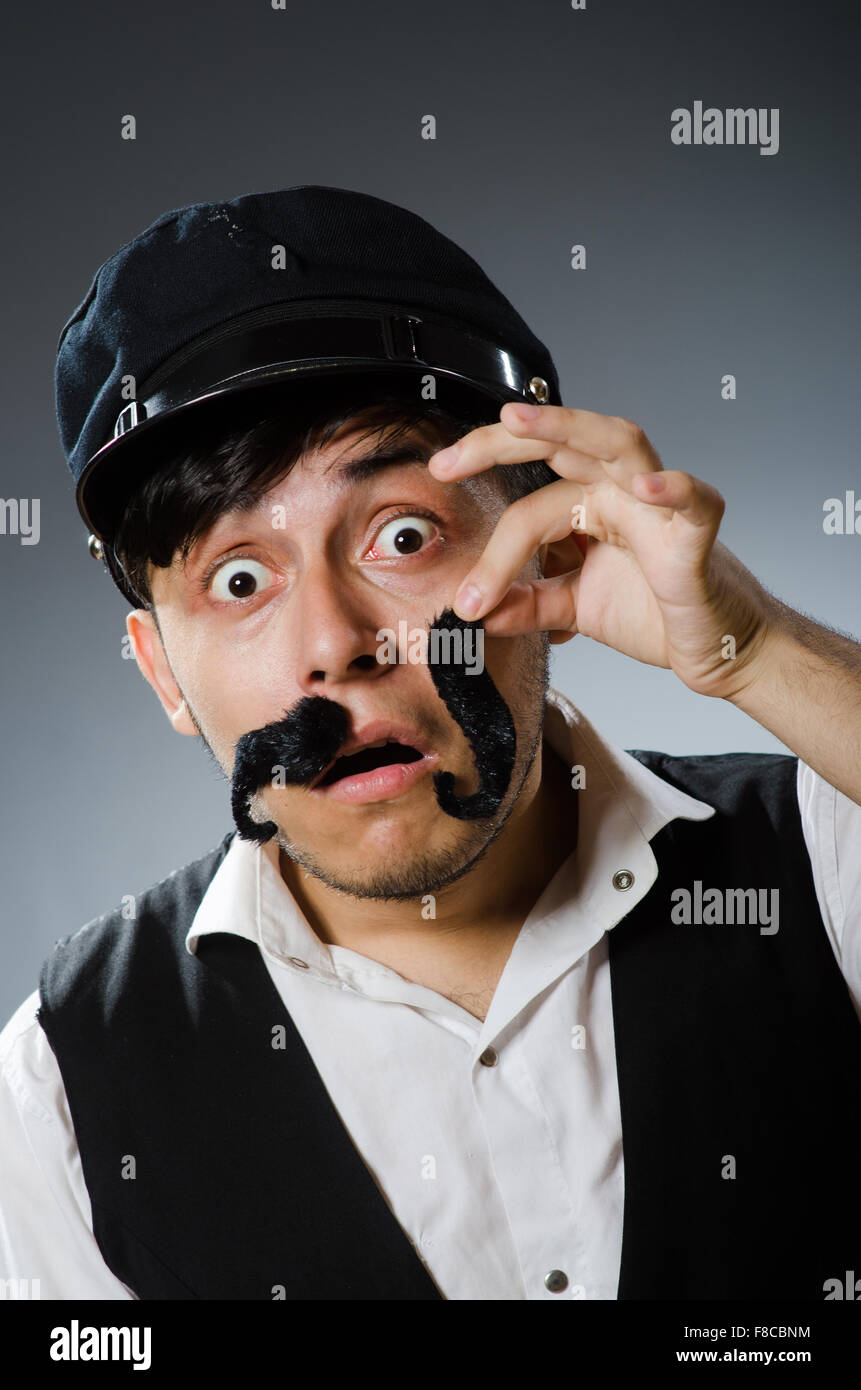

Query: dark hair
left=113, top=380, right=557, bottom=611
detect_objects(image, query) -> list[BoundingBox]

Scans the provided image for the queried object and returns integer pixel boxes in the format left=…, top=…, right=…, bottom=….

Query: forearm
left=729, top=603, right=861, bottom=806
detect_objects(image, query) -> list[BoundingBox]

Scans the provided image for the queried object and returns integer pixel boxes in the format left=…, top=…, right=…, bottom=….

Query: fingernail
left=641, top=473, right=664, bottom=492
left=432, top=442, right=461, bottom=472
left=455, top=583, right=483, bottom=617
left=511, top=402, right=540, bottom=420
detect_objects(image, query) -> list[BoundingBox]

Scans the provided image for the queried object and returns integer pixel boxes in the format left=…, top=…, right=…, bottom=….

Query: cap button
left=527, top=376, right=549, bottom=403
left=87, top=534, right=104, bottom=560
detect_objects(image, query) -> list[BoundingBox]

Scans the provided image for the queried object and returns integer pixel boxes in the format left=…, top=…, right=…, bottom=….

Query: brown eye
left=372, top=516, right=435, bottom=558
left=209, top=557, right=274, bottom=601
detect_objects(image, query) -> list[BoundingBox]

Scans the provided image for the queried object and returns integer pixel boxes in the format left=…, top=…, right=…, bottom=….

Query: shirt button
left=478, top=1047, right=498, bottom=1067
left=612, top=869, right=635, bottom=891
left=545, top=1269, right=569, bottom=1293
left=286, top=956, right=309, bottom=969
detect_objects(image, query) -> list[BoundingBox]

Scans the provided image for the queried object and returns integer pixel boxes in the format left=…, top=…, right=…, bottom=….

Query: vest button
left=286, top=956, right=309, bottom=969
left=612, top=869, right=634, bottom=891
left=544, top=1269, right=569, bottom=1293
left=479, top=1047, right=498, bottom=1067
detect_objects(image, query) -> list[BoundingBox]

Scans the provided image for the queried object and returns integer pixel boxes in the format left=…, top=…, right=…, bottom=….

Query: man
left=1, top=185, right=860, bottom=1301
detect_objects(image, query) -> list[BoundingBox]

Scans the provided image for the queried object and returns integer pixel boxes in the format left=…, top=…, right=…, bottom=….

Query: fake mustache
left=230, top=607, right=517, bottom=844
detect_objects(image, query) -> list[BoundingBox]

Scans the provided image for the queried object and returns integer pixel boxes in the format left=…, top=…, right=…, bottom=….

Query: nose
left=290, top=559, right=391, bottom=695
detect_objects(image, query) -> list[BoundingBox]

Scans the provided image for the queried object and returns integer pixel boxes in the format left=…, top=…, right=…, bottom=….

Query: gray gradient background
left=1, top=0, right=859, bottom=1021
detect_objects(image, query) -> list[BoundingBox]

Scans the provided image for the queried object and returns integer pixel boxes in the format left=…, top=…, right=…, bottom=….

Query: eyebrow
left=329, top=441, right=434, bottom=485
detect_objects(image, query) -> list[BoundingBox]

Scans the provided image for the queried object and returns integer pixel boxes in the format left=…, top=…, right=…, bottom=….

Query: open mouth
left=316, top=740, right=425, bottom=787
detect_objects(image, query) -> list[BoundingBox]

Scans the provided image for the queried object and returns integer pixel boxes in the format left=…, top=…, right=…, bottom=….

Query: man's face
left=131, top=416, right=551, bottom=899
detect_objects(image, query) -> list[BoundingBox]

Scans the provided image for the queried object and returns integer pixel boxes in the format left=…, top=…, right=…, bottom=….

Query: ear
left=537, top=530, right=588, bottom=580
left=126, top=610, right=198, bottom=736
left=536, top=532, right=586, bottom=646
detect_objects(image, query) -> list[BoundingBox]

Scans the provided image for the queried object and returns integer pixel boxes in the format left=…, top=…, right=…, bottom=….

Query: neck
left=278, top=738, right=578, bottom=998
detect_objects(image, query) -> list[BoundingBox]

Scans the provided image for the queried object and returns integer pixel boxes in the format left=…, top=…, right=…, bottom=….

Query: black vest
left=38, top=751, right=861, bottom=1300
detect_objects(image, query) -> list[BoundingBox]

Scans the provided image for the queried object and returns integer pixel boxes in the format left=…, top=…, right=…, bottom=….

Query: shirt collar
left=186, top=686, right=715, bottom=991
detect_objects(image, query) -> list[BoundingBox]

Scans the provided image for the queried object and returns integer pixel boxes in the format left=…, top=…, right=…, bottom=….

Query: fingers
left=632, top=470, right=725, bottom=534
left=433, top=402, right=726, bottom=634
left=428, top=401, right=664, bottom=491
left=473, top=573, right=582, bottom=639
left=450, top=465, right=725, bottom=625
left=451, top=477, right=583, bottom=620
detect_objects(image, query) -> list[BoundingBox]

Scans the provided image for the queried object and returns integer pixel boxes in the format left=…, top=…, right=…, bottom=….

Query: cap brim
left=77, top=361, right=520, bottom=543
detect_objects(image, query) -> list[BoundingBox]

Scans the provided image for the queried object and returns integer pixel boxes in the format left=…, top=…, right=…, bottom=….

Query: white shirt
left=2, top=687, right=860, bottom=1301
